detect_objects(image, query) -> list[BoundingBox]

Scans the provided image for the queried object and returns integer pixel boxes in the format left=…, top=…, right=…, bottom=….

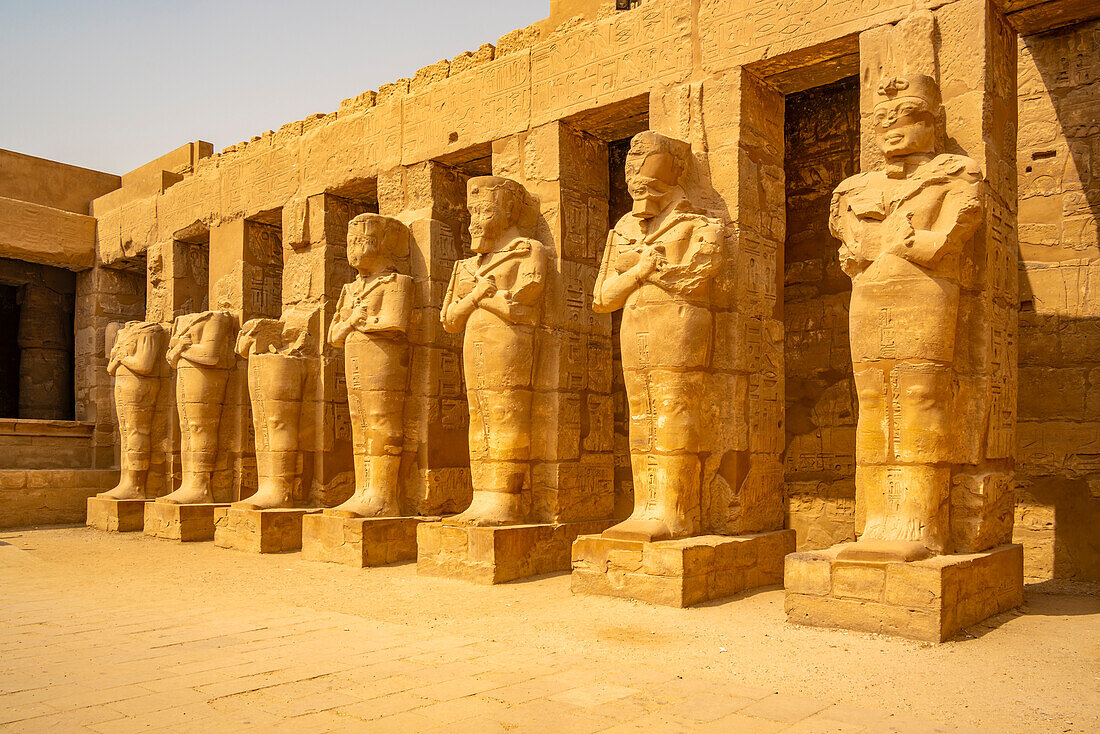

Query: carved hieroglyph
left=327, top=214, right=414, bottom=517
left=233, top=306, right=318, bottom=510
left=159, top=311, right=234, bottom=505
left=592, top=132, right=723, bottom=542
left=830, top=73, right=988, bottom=561
left=97, top=321, right=166, bottom=500
left=441, top=176, right=546, bottom=525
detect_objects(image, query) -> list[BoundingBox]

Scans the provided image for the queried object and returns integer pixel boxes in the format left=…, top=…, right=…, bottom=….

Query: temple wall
left=782, top=77, right=861, bottom=551
left=1015, top=18, right=1100, bottom=582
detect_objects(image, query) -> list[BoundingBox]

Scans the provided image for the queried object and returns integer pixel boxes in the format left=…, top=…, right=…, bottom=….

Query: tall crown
left=874, top=74, right=941, bottom=109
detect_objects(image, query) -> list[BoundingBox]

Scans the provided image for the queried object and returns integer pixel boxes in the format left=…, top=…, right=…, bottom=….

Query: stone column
left=146, top=239, right=208, bottom=495
left=376, top=161, right=473, bottom=515
left=208, top=218, right=283, bottom=502
left=491, top=122, right=616, bottom=525
left=281, top=193, right=370, bottom=506
left=651, top=70, right=788, bottom=537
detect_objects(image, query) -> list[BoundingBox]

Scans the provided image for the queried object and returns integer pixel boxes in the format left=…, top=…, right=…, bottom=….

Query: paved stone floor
left=1, top=527, right=1096, bottom=733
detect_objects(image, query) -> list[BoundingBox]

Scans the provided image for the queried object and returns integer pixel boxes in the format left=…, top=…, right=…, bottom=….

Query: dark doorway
left=0, top=284, right=20, bottom=418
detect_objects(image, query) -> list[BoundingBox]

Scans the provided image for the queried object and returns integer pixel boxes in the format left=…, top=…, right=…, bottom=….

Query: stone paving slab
left=0, top=529, right=1089, bottom=732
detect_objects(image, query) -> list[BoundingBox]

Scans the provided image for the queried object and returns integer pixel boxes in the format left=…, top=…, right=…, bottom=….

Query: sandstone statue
left=592, top=131, right=723, bottom=542
left=233, top=307, right=317, bottom=510
left=829, top=73, right=984, bottom=561
left=441, top=176, right=546, bottom=525
left=327, top=213, right=414, bottom=518
left=97, top=321, right=166, bottom=500
left=159, top=310, right=234, bottom=505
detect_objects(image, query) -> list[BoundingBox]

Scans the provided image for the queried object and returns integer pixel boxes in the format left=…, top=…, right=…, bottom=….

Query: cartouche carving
left=830, top=73, right=984, bottom=561
left=327, top=214, right=413, bottom=518
left=441, top=176, right=546, bottom=526
left=592, top=131, right=723, bottom=542
left=159, top=311, right=234, bottom=505
left=232, top=306, right=317, bottom=510
left=97, top=321, right=166, bottom=500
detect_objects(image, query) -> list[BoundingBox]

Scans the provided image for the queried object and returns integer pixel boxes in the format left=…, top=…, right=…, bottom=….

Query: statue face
left=626, top=151, right=678, bottom=202
left=468, top=184, right=510, bottom=254
left=873, top=97, right=936, bottom=159
left=347, top=218, right=386, bottom=270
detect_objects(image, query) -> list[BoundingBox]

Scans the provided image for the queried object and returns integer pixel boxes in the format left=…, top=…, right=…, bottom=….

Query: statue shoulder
left=833, top=172, right=876, bottom=198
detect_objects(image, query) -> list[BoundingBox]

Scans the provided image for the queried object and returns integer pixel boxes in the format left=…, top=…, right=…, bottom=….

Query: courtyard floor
left=0, top=526, right=1096, bottom=733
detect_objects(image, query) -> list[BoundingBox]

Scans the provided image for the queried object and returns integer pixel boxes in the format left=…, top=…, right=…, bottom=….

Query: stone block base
left=144, top=502, right=230, bottom=542
left=86, top=497, right=149, bottom=532
left=302, top=514, right=439, bottom=567
left=571, top=530, right=795, bottom=608
left=1, top=469, right=119, bottom=529
left=213, top=507, right=319, bottom=553
left=784, top=543, right=1024, bottom=642
left=417, top=519, right=614, bottom=584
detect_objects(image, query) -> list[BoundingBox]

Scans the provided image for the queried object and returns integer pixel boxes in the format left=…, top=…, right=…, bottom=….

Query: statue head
left=626, top=131, right=690, bottom=219
left=347, top=214, right=409, bottom=274
left=873, top=74, right=941, bottom=160
left=467, top=176, right=537, bottom=254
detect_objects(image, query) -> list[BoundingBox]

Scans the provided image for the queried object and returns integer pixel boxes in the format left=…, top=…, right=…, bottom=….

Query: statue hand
left=473, top=275, right=497, bottom=303
left=636, top=245, right=665, bottom=277
left=883, top=211, right=917, bottom=256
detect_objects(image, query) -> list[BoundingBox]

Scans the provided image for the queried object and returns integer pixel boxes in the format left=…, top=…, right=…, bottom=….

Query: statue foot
left=157, top=482, right=214, bottom=505
left=444, top=491, right=524, bottom=527
left=98, top=475, right=147, bottom=501
left=233, top=484, right=293, bottom=510
left=325, top=494, right=400, bottom=519
left=836, top=540, right=933, bottom=563
left=601, top=513, right=695, bottom=543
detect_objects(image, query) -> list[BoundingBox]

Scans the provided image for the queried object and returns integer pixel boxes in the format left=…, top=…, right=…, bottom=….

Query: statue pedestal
left=213, top=507, right=319, bottom=553
left=417, top=520, right=613, bottom=585
left=571, top=530, right=795, bottom=608
left=144, top=502, right=230, bottom=542
left=784, top=543, right=1024, bottom=642
left=302, top=514, right=440, bottom=567
left=86, top=497, right=149, bottom=532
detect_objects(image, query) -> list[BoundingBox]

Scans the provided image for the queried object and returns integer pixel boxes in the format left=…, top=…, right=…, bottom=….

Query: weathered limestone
left=214, top=506, right=318, bottom=554
left=572, top=127, right=793, bottom=606
left=97, top=321, right=165, bottom=500
left=304, top=211, right=459, bottom=566
left=143, top=501, right=228, bottom=542
left=158, top=311, right=234, bottom=504
left=785, top=5, right=1022, bottom=640
left=419, top=154, right=617, bottom=582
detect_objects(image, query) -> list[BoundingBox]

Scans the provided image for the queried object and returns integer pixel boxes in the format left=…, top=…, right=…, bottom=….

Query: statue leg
left=448, top=387, right=532, bottom=526
left=100, top=374, right=155, bottom=499
left=235, top=355, right=306, bottom=510
left=329, top=389, right=404, bottom=517
left=160, top=365, right=228, bottom=504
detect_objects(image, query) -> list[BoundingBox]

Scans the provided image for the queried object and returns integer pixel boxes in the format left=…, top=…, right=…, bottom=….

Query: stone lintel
left=144, top=502, right=231, bottom=542
left=302, top=514, right=441, bottom=568
left=417, top=520, right=614, bottom=585
left=86, top=497, right=150, bottom=533
left=213, top=507, right=320, bottom=553
left=571, top=530, right=795, bottom=608
left=784, top=543, right=1024, bottom=642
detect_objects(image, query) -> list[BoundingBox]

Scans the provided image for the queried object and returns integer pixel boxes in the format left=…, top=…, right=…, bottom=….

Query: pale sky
left=0, top=0, right=549, bottom=175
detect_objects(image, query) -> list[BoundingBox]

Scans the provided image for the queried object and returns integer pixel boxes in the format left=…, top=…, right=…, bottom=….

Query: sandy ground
left=2, top=525, right=1097, bottom=733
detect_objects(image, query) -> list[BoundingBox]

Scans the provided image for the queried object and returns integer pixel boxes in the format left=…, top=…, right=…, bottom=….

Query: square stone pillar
left=376, top=161, right=473, bottom=515
left=208, top=218, right=283, bottom=502
left=491, top=121, right=616, bottom=525
left=649, top=70, right=788, bottom=536
left=784, top=0, right=1022, bottom=641
left=145, top=239, right=208, bottom=495
left=281, top=193, right=371, bottom=506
